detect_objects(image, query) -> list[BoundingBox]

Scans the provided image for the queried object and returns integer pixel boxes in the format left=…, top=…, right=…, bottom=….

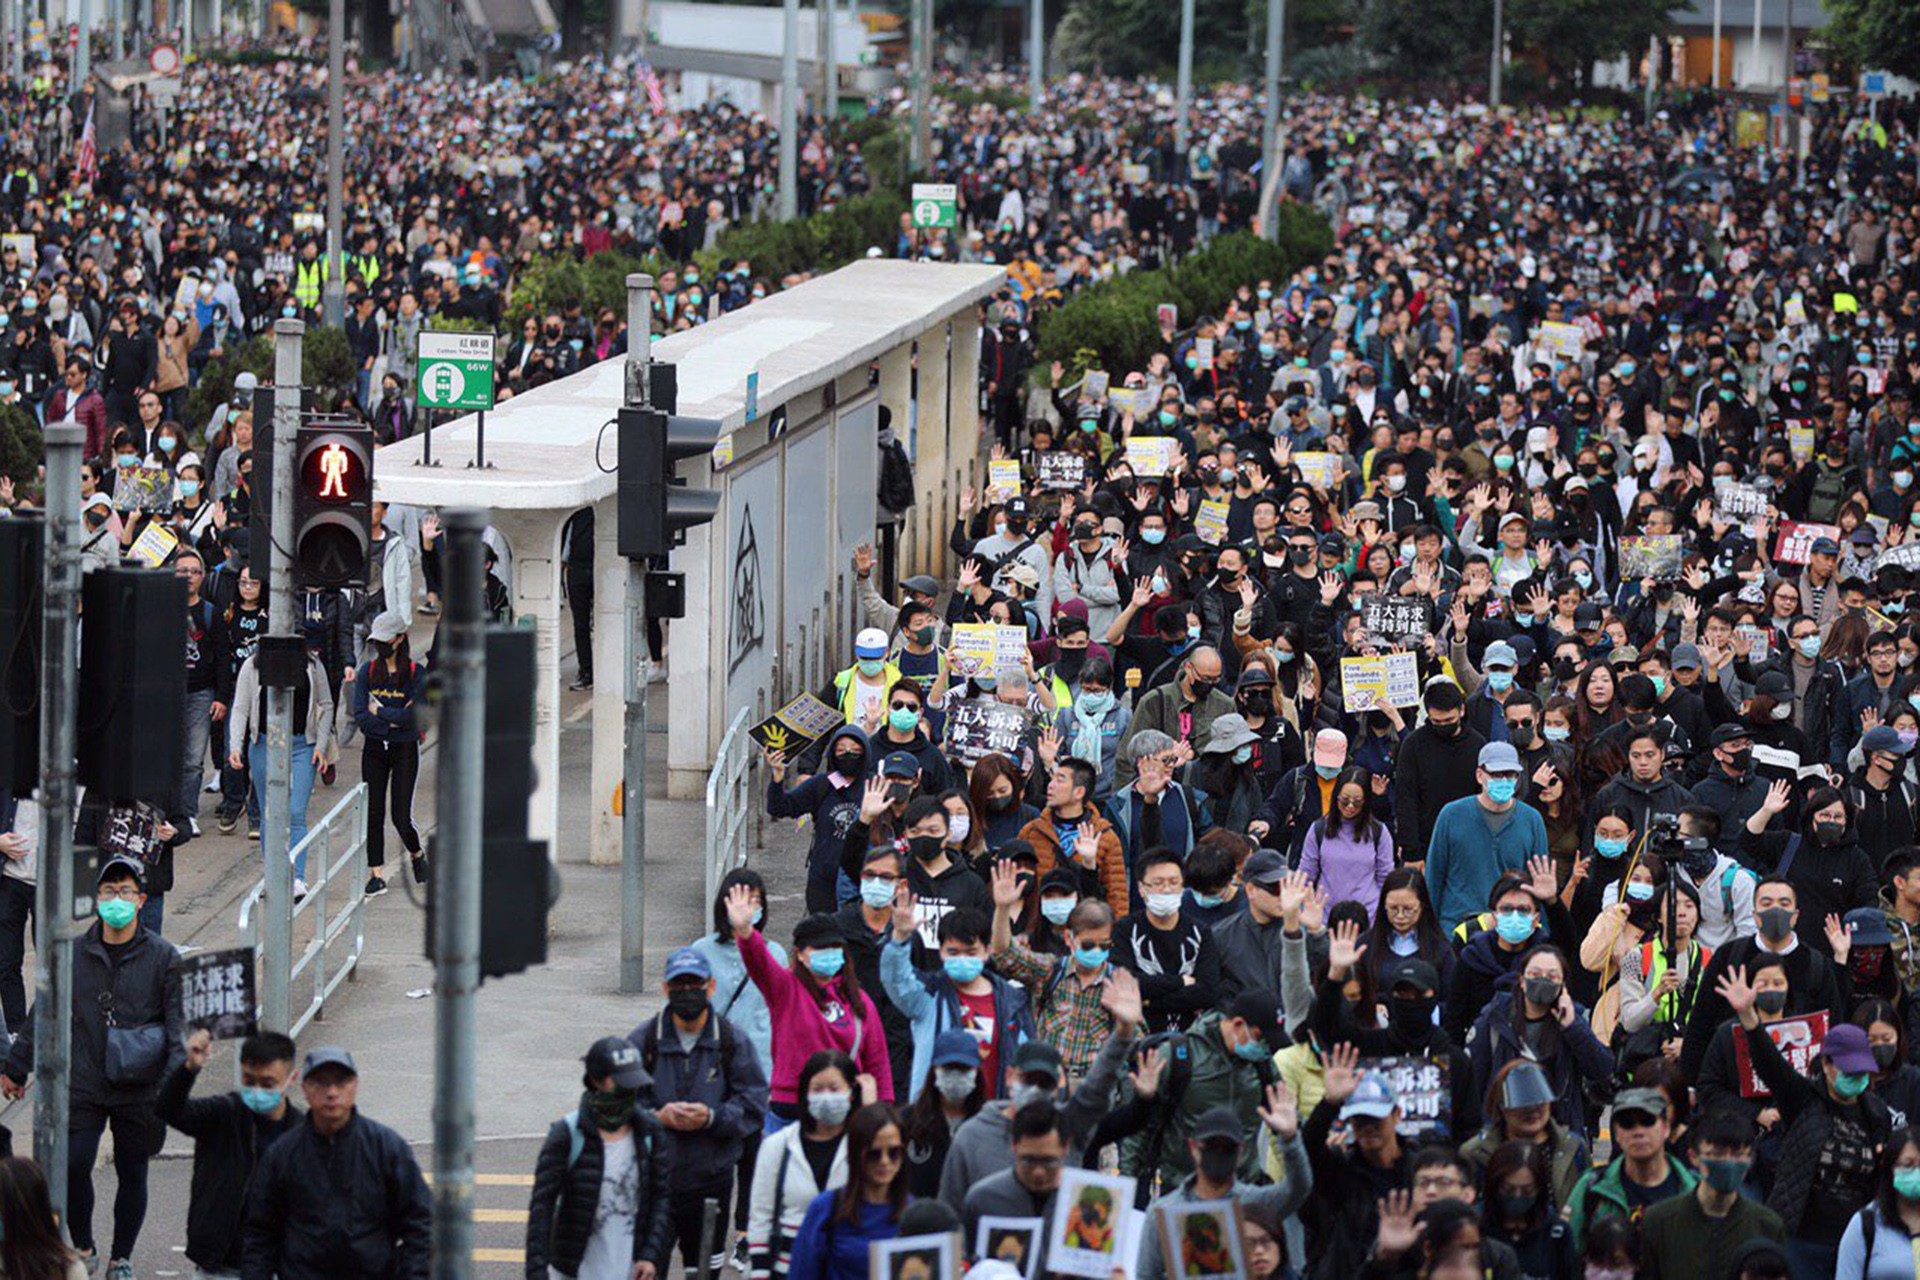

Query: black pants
left=0, top=874, right=32, bottom=1033
left=362, top=736, right=421, bottom=870
left=69, top=1100, right=162, bottom=1260
left=566, top=570, right=593, bottom=684
left=670, top=1182, right=734, bottom=1277
left=733, top=1129, right=761, bottom=1244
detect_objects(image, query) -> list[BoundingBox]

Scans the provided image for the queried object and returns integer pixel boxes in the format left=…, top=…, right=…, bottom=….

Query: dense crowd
left=3, top=22, right=1920, bottom=1280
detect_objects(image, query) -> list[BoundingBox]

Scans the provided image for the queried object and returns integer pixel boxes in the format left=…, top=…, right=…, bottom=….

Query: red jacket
left=50, top=387, right=108, bottom=459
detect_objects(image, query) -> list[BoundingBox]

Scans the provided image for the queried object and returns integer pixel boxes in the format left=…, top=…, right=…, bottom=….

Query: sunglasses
left=864, top=1145, right=904, bottom=1164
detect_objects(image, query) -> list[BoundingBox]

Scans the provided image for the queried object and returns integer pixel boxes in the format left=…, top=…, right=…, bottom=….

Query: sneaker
left=77, top=1252, right=97, bottom=1279
left=203, top=777, right=222, bottom=792
left=569, top=676, right=593, bottom=691
left=294, top=878, right=309, bottom=903
left=730, top=1234, right=751, bottom=1274
left=215, top=808, right=239, bottom=835
left=105, top=1261, right=132, bottom=1280
left=410, top=853, right=431, bottom=884
left=188, top=817, right=201, bottom=838
left=364, top=874, right=388, bottom=898
left=248, top=822, right=260, bottom=842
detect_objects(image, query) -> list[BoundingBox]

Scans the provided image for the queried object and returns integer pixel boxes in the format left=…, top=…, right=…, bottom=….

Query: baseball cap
left=303, top=1045, right=359, bottom=1077
left=1499, top=1062, right=1555, bottom=1110
left=854, top=627, right=889, bottom=658
left=1864, top=726, right=1908, bottom=757
left=1608, top=645, right=1641, bottom=667
left=1005, top=563, right=1041, bottom=590
left=1755, top=671, right=1793, bottom=700
left=663, top=947, right=712, bottom=982
left=881, top=751, right=921, bottom=779
left=1844, top=907, right=1893, bottom=949
left=1573, top=602, right=1604, bottom=628
left=1498, top=511, right=1529, bottom=530
left=1612, top=1087, right=1669, bottom=1123
left=1226, top=990, right=1284, bottom=1046
left=931, top=1028, right=982, bottom=1068
left=97, top=856, right=145, bottom=889
left=1313, top=728, right=1349, bottom=768
left=1011, top=1041, right=1062, bottom=1081
left=1386, top=958, right=1440, bottom=993
left=1709, top=723, right=1753, bottom=748
left=1192, top=1105, right=1246, bottom=1143
left=1670, top=644, right=1703, bottom=671
left=791, top=915, right=846, bottom=951
left=1822, top=1024, right=1879, bottom=1075
left=901, top=574, right=940, bottom=598
left=1810, top=536, right=1843, bottom=557
left=1339, top=1074, right=1398, bottom=1121
left=1482, top=641, right=1517, bottom=671
left=368, top=613, right=407, bottom=645
left=1242, top=848, right=1287, bottom=887
left=1478, top=741, right=1521, bottom=774
left=233, top=370, right=259, bottom=395
left=582, top=1036, right=650, bottom=1089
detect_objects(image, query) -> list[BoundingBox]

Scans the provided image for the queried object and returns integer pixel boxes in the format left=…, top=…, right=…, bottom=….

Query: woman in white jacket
left=747, top=1051, right=854, bottom=1280
left=227, top=638, right=336, bottom=891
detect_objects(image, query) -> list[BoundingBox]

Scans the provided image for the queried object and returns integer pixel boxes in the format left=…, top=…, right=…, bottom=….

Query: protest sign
left=748, top=693, right=844, bottom=754
left=1125, top=437, right=1178, bottom=477
left=1109, top=388, right=1152, bottom=420
left=1618, top=534, right=1684, bottom=580
left=99, top=800, right=173, bottom=867
left=1774, top=521, right=1839, bottom=566
left=112, top=469, right=172, bottom=513
left=975, top=1218, right=1043, bottom=1279
left=1155, top=304, right=1178, bottom=331
left=1788, top=425, right=1815, bottom=464
left=1037, top=452, right=1088, bottom=491
left=987, top=459, right=1023, bottom=497
left=946, top=699, right=1033, bottom=767
left=1193, top=338, right=1215, bottom=370
left=1735, top=625, right=1773, bottom=664
left=1194, top=500, right=1231, bottom=546
left=1294, top=451, right=1342, bottom=491
left=948, top=624, right=1028, bottom=678
left=1714, top=482, right=1768, bottom=527
left=1048, top=1169, right=1137, bottom=1279
left=175, top=948, right=258, bottom=1040
left=1084, top=370, right=1110, bottom=401
left=1733, top=1012, right=1829, bottom=1099
left=1362, top=596, right=1430, bottom=644
left=1873, top=543, right=1920, bottom=576
left=1536, top=322, right=1584, bottom=359
left=128, top=523, right=180, bottom=568
left=1362, top=1054, right=1453, bottom=1140
left=1154, top=1200, right=1247, bottom=1280
left=1341, top=651, right=1421, bottom=710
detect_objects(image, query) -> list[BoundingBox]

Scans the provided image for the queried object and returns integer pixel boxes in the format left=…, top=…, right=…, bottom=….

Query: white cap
left=854, top=627, right=889, bottom=658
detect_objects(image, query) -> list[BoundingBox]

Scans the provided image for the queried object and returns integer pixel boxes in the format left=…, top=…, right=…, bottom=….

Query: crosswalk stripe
left=476, top=1208, right=530, bottom=1223
left=423, top=1173, right=536, bottom=1187
left=474, top=1248, right=526, bottom=1262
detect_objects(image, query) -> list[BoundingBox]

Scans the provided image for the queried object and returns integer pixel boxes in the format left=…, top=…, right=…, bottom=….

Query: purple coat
left=1299, top=817, right=1395, bottom=921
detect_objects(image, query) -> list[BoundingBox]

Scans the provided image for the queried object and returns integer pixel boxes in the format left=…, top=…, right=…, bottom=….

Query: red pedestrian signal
left=293, top=423, right=373, bottom=589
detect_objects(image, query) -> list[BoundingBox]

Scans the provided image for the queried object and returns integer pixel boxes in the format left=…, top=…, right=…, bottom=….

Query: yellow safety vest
left=352, top=254, right=381, bottom=286
left=1638, top=938, right=1710, bottom=1025
left=833, top=663, right=902, bottom=721
left=294, top=259, right=327, bottom=308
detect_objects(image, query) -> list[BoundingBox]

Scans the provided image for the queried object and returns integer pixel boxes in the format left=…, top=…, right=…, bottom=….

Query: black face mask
left=1757, top=907, right=1795, bottom=944
left=1289, top=546, right=1315, bottom=566
left=1496, top=1192, right=1535, bottom=1222
left=833, top=750, right=864, bottom=775
left=1388, top=995, right=1436, bottom=1041
left=987, top=793, right=1019, bottom=815
left=1523, top=977, right=1562, bottom=1009
left=1754, top=989, right=1789, bottom=1017
left=1197, top=1144, right=1240, bottom=1184
left=1238, top=692, right=1268, bottom=716
left=1188, top=678, right=1218, bottom=702
left=1723, top=747, right=1753, bottom=774
left=908, top=835, right=944, bottom=861
left=1508, top=724, right=1536, bottom=750
left=1432, top=720, right=1463, bottom=739
left=668, top=989, right=710, bottom=1021
left=1056, top=648, right=1088, bottom=679
left=1874, top=1043, right=1899, bottom=1071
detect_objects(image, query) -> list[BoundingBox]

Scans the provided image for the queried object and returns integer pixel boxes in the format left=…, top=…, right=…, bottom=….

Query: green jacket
left=1460, top=1118, right=1590, bottom=1212
left=1639, top=1187, right=1785, bottom=1280
left=1567, top=1153, right=1698, bottom=1254
left=1124, top=1012, right=1273, bottom=1184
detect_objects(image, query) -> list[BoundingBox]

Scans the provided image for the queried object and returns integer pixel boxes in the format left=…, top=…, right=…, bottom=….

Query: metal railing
left=705, top=709, right=754, bottom=907
left=238, top=785, right=371, bottom=1039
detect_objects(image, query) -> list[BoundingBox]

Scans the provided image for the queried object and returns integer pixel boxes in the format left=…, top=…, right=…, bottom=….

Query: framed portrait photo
left=1155, top=1198, right=1248, bottom=1280
left=974, top=1215, right=1044, bottom=1278
left=872, top=1230, right=959, bottom=1280
left=1046, top=1167, right=1137, bottom=1278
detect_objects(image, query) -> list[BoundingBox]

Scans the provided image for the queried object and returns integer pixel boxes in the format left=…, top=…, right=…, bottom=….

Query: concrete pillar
left=950, top=310, right=983, bottom=579
left=666, top=461, right=719, bottom=800
left=877, top=347, right=913, bottom=579
left=589, top=493, right=623, bottom=866
left=916, top=322, right=951, bottom=580
left=489, top=508, right=565, bottom=849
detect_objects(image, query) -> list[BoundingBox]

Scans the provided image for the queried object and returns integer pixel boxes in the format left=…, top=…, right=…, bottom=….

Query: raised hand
left=1714, top=964, right=1758, bottom=1021
left=1277, top=870, right=1308, bottom=925
left=1375, top=1190, right=1425, bottom=1261
left=1327, top=918, right=1367, bottom=976
left=765, top=748, right=788, bottom=783
left=851, top=543, right=876, bottom=576
left=1100, top=967, right=1144, bottom=1030
left=1451, top=596, right=1471, bottom=639
left=989, top=858, right=1025, bottom=910
left=1259, top=1080, right=1300, bottom=1141
left=891, top=884, right=920, bottom=943
left=1301, top=883, right=1330, bottom=934
left=1761, top=778, right=1792, bottom=817
left=1321, top=1041, right=1363, bottom=1106
left=1037, top=725, right=1062, bottom=769
left=1826, top=913, right=1854, bottom=966
left=1132, top=1044, right=1168, bottom=1099
left=860, top=776, right=892, bottom=823
left=1073, top=826, right=1101, bottom=869
left=725, top=883, right=759, bottom=937
left=1525, top=854, right=1558, bottom=902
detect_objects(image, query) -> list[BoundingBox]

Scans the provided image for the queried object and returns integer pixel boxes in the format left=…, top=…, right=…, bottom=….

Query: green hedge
left=181, top=325, right=355, bottom=441
left=1034, top=210, right=1336, bottom=379
left=711, top=186, right=909, bottom=282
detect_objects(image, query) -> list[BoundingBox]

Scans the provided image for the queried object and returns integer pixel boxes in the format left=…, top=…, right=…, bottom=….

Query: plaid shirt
left=993, top=936, right=1114, bottom=1085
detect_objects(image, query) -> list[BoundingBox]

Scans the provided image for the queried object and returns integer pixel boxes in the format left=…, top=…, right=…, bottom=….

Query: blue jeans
left=181, top=689, right=214, bottom=819
left=249, top=736, right=317, bottom=877
left=139, top=895, right=164, bottom=935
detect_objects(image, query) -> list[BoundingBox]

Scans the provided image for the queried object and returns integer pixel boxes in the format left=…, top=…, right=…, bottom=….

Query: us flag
left=639, top=63, right=666, bottom=113
left=75, top=99, right=97, bottom=182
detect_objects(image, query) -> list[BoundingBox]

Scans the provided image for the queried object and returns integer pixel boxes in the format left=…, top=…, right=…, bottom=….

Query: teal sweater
left=1426, top=795, right=1549, bottom=932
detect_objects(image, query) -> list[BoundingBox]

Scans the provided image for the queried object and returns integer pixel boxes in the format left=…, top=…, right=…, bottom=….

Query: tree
left=1052, top=0, right=1251, bottom=76
left=1362, top=0, right=1487, bottom=85
left=1826, top=0, right=1920, bottom=82
left=1506, top=0, right=1669, bottom=87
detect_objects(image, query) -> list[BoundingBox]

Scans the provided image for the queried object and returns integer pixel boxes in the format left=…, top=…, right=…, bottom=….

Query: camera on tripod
left=1645, top=812, right=1709, bottom=861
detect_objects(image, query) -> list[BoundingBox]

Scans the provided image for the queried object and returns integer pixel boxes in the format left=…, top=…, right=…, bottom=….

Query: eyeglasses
left=864, top=1145, right=904, bottom=1165
left=1015, top=1155, right=1063, bottom=1170
left=889, top=702, right=919, bottom=712
left=96, top=885, right=141, bottom=901
left=1413, top=1175, right=1466, bottom=1192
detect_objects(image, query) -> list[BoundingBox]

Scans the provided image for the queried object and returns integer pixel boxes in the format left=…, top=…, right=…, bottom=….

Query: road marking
left=566, top=699, right=594, bottom=723
left=474, top=1248, right=526, bottom=1262
left=423, top=1173, right=536, bottom=1187
left=476, top=1208, right=529, bottom=1223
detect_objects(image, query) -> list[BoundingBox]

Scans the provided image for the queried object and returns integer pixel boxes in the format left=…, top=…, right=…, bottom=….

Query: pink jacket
left=740, top=927, right=894, bottom=1106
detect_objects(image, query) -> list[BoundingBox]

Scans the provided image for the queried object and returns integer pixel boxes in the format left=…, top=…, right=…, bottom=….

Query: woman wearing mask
left=173, top=461, right=219, bottom=550
left=369, top=374, right=412, bottom=445
left=154, top=311, right=196, bottom=422
left=1233, top=662, right=1305, bottom=784
left=0, top=1156, right=96, bottom=1279
left=1577, top=1217, right=1642, bottom=1280
left=1299, top=768, right=1394, bottom=922
left=352, top=614, right=428, bottom=896
left=1059, top=657, right=1130, bottom=800
left=1466, top=945, right=1615, bottom=1137
left=1462, top=1061, right=1591, bottom=1212
left=747, top=1052, right=856, bottom=1280
left=1717, top=963, right=1894, bottom=1276
left=969, top=755, right=1039, bottom=851
left=1363, top=868, right=1455, bottom=995
left=1025, top=870, right=1080, bottom=957
left=787, top=1105, right=911, bottom=1280
left=1192, top=713, right=1269, bottom=834
left=1612, top=881, right=1708, bottom=1074
left=938, top=790, right=987, bottom=865
left=1532, top=758, right=1585, bottom=888
left=1479, top=1140, right=1574, bottom=1279
left=1731, top=674, right=1817, bottom=795
left=1837, top=1128, right=1920, bottom=1278
left=1696, top=954, right=1793, bottom=1132
left=898, top=1031, right=984, bottom=1197
left=1856, top=1000, right=1920, bottom=1126
left=1743, top=782, right=1878, bottom=957
left=726, top=884, right=894, bottom=1129
left=691, top=871, right=788, bottom=1094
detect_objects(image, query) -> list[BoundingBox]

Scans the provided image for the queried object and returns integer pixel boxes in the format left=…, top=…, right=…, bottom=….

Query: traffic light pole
left=262, top=319, right=302, bottom=1035
left=34, top=422, right=82, bottom=1226
left=430, top=509, right=487, bottom=1280
left=619, top=273, right=651, bottom=995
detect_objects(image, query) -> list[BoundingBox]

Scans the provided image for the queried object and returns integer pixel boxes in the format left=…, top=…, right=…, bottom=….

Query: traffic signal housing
left=292, top=420, right=373, bottom=589
left=617, top=404, right=723, bottom=560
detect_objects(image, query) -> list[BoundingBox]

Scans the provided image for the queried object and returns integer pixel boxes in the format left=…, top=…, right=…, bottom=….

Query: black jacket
left=241, top=1110, right=432, bottom=1280
left=156, top=1062, right=302, bottom=1270
left=630, top=1012, right=770, bottom=1194
left=526, top=1109, right=674, bottom=1277
left=1681, top=937, right=1843, bottom=1080
left=1393, top=723, right=1488, bottom=860
left=5, top=921, right=184, bottom=1107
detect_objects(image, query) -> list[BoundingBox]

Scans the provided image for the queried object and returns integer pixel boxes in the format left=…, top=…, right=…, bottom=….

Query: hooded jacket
left=880, top=935, right=1036, bottom=1100
left=1590, top=771, right=1696, bottom=834
left=1466, top=991, right=1615, bottom=1138
left=768, top=725, right=870, bottom=912
left=523, top=1109, right=674, bottom=1279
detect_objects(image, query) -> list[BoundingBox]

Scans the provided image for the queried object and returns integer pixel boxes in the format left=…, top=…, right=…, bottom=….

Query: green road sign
left=416, top=331, right=497, bottom=412
left=911, top=182, right=957, bottom=231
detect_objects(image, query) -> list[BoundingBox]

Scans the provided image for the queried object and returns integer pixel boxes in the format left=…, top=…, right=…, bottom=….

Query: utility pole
left=1488, top=0, right=1503, bottom=109
left=817, top=0, right=833, bottom=122
left=1779, top=0, right=1794, bottom=176
left=908, top=0, right=927, bottom=173
left=1643, top=33, right=1656, bottom=123
left=109, top=0, right=120, bottom=62
left=321, top=0, right=346, bottom=330
left=778, top=0, right=797, bottom=220
left=1260, top=0, right=1284, bottom=241
left=1173, top=0, right=1193, bottom=159
left=261, top=320, right=300, bottom=1035
left=1027, top=0, right=1040, bottom=109
left=33, top=422, right=81, bottom=1224
left=619, top=274, right=652, bottom=994
left=429, top=508, right=486, bottom=1280
left=74, top=0, right=90, bottom=93
left=1710, top=0, right=1721, bottom=90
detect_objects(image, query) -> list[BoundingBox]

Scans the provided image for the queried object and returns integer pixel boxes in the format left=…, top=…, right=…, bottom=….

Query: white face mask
left=948, top=813, right=971, bottom=843
left=807, top=1091, right=853, bottom=1126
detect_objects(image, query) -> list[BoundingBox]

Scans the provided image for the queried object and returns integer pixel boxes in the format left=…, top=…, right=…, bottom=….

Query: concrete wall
left=631, top=0, right=871, bottom=60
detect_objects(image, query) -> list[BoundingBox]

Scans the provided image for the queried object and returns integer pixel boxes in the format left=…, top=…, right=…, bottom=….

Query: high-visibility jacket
left=832, top=662, right=900, bottom=720
left=351, top=253, right=381, bottom=286
left=294, top=258, right=327, bottom=309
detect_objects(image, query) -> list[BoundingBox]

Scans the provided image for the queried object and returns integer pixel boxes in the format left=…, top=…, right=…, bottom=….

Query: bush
left=714, top=187, right=910, bottom=281
left=1033, top=213, right=1333, bottom=378
left=0, top=402, right=42, bottom=483
left=938, top=85, right=1028, bottom=113
left=181, top=325, right=362, bottom=441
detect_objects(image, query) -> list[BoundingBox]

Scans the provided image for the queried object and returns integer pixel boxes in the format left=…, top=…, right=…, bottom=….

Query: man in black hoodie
left=157, top=1027, right=303, bottom=1278
left=1682, top=876, right=1843, bottom=1079
left=765, top=724, right=870, bottom=913
left=1394, top=681, right=1486, bottom=865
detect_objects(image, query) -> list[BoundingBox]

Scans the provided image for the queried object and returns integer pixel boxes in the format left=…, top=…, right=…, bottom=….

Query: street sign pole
left=619, top=273, right=653, bottom=995
left=262, top=319, right=302, bottom=1036
left=416, top=331, right=497, bottom=471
